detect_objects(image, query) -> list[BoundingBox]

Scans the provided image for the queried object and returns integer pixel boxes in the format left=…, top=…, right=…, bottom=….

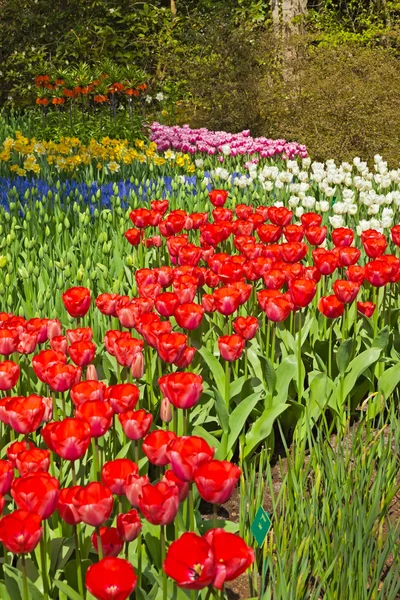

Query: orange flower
left=126, top=88, right=139, bottom=97
left=63, top=88, right=75, bottom=98
left=51, top=97, right=65, bottom=105
left=36, top=98, right=49, bottom=106
left=109, top=82, right=124, bottom=93
left=94, top=94, right=108, bottom=104
left=35, top=75, right=50, bottom=84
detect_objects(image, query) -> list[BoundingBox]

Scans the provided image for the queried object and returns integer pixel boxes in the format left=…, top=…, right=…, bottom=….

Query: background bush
left=2, top=0, right=400, bottom=163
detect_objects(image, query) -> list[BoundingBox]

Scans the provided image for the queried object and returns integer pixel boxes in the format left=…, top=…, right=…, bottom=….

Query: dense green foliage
left=2, top=0, right=400, bottom=162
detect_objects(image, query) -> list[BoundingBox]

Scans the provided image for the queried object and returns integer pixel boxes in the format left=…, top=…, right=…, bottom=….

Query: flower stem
left=96, top=527, right=103, bottom=560
left=161, top=525, right=167, bottom=600
left=189, top=483, right=195, bottom=532
left=73, top=525, right=84, bottom=597
left=40, top=522, right=49, bottom=600
left=213, top=504, right=218, bottom=528
left=21, top=554, right=29, bottom=600
left=92, top=438, right=99, bottom=482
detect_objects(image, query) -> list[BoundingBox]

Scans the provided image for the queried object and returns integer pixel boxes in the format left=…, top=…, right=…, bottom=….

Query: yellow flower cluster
left=0, top=132, right=194, bottom=175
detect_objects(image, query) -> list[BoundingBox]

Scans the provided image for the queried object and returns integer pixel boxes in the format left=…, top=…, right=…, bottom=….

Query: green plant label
left=250, top=507, right=272, bottom=546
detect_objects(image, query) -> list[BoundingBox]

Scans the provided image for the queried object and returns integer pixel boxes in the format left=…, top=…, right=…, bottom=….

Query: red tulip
left=101, top=459, right=138, bottom=496
left=105, top=383, right=140, bottom=414
left=194, top=460, right=241, bottom=504
left=130, top=208, right=153, bottom=228
left=263, top=296, right=292, bottom=322
left=70, top=380, right=106, bottom=406
left=284, top=224, right=304, bottom=243
left=158, top=372, right=203, bottom=410
left=304, top=226, right=327, bottom=246
left=162, top=470, right=189, bottom=502
left=151, top=199, right=169, bottom=214
left=125, top=228, right=141, bottom=246
left=357, top=301, right=376, bottom=317
left=75, top=400, right=113, bottom=438
left=313, top=249, right=339, bottom=276
left=301, top=212, right=322, bottom=228
left=86, top=557, right=137, bottom=600
left=44, top=363, right=81, bottom=392
left=7, top=441, right=35, bottom=467
left=318, top=295, right=345, bottom=318
left=125, top=474, right=150, bottom=508
left=116, top=509, right=142, bottom=542
left=209, top=190, right=228, bottom=208
left=391, top=224, right=400, bottom=246
left=205, top=528, right=255, bottom=588
left=142, top=430, right=177, bottom=466
left=92, top=527, right=124, bottom=557
left=32, top=349, right=66, bottom=382
left=0, top=329, right=19, bottom=356
left=333, top=280, right=360, bottom=304
left=232, top=316, right=259, bottom=340
left=280, top=242, right=308, bottom=263
left=346, top=265, right=365, bottom=284
left=218, top=335, right=245, bottom=361
left=172, top=275, right=198, bottom=303
left=96, top=293, right=119, bottom=316
left=26, top=318, right=48, bottom=344
left=231, top=281, right=252, bottom=304
left=202, top=294, right=216, bottom=313
left=118, top=409, right=152, bottom=441
left=50, top=336, right=68, bottom=355
left=17, top=330, right=38, bottom=355
left=46, top=319, right=62, bottom=340
left=66, top=327, right=93, bottom=344
left=114, top=337, right=144, bottom=368
left=213, top=207, right=233, bottom=222
left=167, top=436, right=214, bottom=482
left=6, top=395, right=46, bottom=434
left=257, top=224, right=282, bottom=244
left=138, top=481, right=179, bottom=525
left=15, top=448, right=50, bottom=475
left=332, top=227, right=354, bottom=247
left=213, top=287, right=241, bottom=316
left=62, top=287, right=91, bottom=318
left=174, top=303, right=205, bottom=330
left=163, top=532, right=216, bottom=590
left=157, top=332, right=188, bottom=364
left=44, top=418, right=91, bottom=461
left=289, top=279, right=317, bottom=308
left=338, top=247, right=361, bottom=267
left=68, top=340, right=96, bottom=367
left=361, top=231, right=387, bottom=258
left=58, top=486, right=83, bottom=525
left=173, top=345, right=196, bottom=368
left=73, top=482, right=114, bottom=527
left=0, top=361, right=20, bottom=391
left=131, top=352, right=145, bottom=379
left=0, top=510, right=42, bottom=554
left=268, top=206, right=293, bottom=227
left=0, top=460, right=14, bottom=495
left=11, top=472, right=60, bottom=519
left=155, top=292, right=180, bottom=317
left=365, top=260, right=392, bottom=287
left=104, top=331, right=131, bottom=356
left=263, top=269, right=285, bottom=291
left=141, top=320, right=171, bottom=349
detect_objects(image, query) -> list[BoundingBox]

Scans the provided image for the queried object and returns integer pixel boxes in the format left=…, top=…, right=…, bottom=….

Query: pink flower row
left=150, top=123, right=308, bottom=159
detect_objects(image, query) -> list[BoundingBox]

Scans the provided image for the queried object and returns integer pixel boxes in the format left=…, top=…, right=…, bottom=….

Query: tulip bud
left=0, top=256, right=6, bottom=269
left=131, top=353, right=144, bottom=379
left=160, top=398, right=172, bottom=423
left=86, top=365, right=99, bottom=381
left=77, top=265, right=85, bottom=281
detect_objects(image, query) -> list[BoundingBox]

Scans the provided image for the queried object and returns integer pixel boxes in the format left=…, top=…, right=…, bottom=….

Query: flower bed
left=0, top=129, right=399, bottom=599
